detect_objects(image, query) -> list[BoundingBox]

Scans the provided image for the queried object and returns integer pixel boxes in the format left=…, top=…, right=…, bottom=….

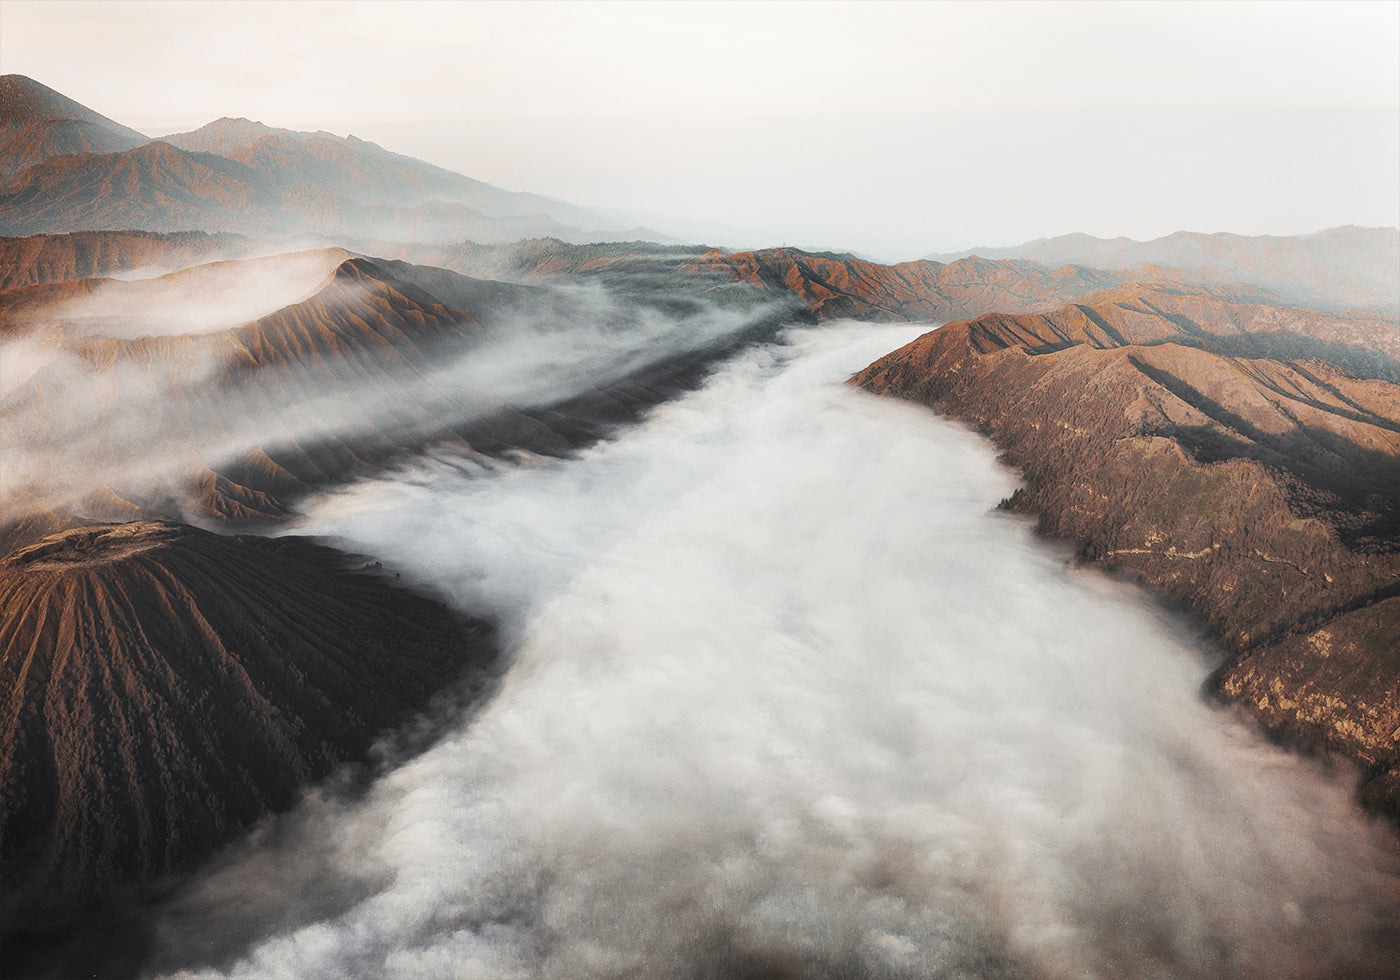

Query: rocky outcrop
left=851, top=286, right=1400, bottom=814
left=0, top=520, right=493, bottom=929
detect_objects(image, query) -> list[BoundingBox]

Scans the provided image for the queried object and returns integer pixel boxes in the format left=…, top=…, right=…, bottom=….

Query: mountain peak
left=0, top=75, right=150, bottom=175
left=0, top=74, right=148, bottom=141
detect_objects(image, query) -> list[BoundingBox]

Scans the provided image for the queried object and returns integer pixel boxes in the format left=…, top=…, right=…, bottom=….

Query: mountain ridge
left=0, top=75, right=148, bottom=176
left=851, top=289, right=1400, bottom=816
left=924, top=226, right=1400, bottom=311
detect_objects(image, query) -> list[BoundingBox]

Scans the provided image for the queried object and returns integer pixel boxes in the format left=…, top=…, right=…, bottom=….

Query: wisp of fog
left=148, top=323, right=1400, bottom=980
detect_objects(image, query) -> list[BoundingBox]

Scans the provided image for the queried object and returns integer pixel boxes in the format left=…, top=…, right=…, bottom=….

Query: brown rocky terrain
left=0, top=256, right=493, bottom=550
left=925, top=226, right=1400, bottom=312
left=0, top=230, right=250, bottom=290
left=0, top=79, right=653, bottom=245
left=0, top=75, right=148, bottom=176
left=851, top=285, right=1400, bottom=815
left=0, top=520, right=493, bottom=940
left=394, top=237, right=1196, bottom=323
left=0, top=250, right=797, bottom=556
left=684, top=247, right=1207, bottom=322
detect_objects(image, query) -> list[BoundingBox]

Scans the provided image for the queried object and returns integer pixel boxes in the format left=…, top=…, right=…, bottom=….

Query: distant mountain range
left=0, top=75, right=670, bottom=245
left=926, top=226, right=1400, bottom=311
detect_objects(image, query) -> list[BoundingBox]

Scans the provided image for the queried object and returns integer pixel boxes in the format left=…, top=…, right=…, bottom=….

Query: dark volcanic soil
left=0, top=520, right=495, bottom=957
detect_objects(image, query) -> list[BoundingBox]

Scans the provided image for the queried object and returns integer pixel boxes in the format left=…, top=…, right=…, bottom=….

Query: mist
left=0, top=254, right=786, bottom=524
left=144, top=323, right=1400, bottom=980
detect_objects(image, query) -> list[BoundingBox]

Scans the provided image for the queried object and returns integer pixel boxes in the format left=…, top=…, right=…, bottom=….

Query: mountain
left=0, top=230, right=250, bottom=290
left=161, top=116, right=618, bottom=228
left=0, top=75, right=148, bottom=176
left=0, top=520, right=493, bottom=957
left=683, top=248, right=1175, bottom=322
left=924, top=227, right=1400, bottom=311
left=0, top=249, right=796, bottom=555
left=0, top=78, right=659, bottom=244
left=385, top=238, right=1207, bottom=323
left=0, top=140, right=268, bottom=235
left=0, top=137, right=645, bottom=243
left=851, top=285, right=1400, bottom=815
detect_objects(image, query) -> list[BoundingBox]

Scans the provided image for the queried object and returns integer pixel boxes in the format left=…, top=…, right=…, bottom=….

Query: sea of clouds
left=145, top=323, right=1400, bottom=980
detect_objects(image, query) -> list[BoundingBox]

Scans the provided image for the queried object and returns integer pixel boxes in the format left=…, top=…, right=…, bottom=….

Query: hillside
left=0, top=251, right=797, bottom=554
left=0, top=230, right=250, bottom=290
left=162, top=117, right=617, bottom=228
left=393, top=238, right=1196, bottom=323
left=925, top=227, right=1400, bottom=311
left=0, top=520, right=493, bottom=949
left=0, top=75, right=148, bottom=175
left=851, top=286, right=1400, bottom=815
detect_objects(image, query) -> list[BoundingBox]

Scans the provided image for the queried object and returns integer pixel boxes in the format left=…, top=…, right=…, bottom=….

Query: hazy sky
left=3, top=0, right=1398, bottom=259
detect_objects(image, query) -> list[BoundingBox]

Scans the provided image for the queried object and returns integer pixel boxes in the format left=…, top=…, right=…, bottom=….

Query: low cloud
left=0, top=255, right=782, bottom=526
left=146, top=323, right=1400, bottom=980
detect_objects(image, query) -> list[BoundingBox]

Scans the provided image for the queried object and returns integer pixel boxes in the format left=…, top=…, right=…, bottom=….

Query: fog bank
left=148, top=324, right=1400, bottom=980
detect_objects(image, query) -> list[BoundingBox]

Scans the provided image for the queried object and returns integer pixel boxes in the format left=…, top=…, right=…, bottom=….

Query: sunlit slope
left=0, top=230, right=250, bottom=290
left=0, top=520, right=492, bottom=923
left=0, top=75, right=149, bottom=176
left=852, top=285, right=1400, bottom=814
left=0, top=141, right=267, bottom=235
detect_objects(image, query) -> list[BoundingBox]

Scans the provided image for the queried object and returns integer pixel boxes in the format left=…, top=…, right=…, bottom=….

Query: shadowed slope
left=852, top=286, right=1400, bottom=815
left=0, top=520, right=494, bottom=931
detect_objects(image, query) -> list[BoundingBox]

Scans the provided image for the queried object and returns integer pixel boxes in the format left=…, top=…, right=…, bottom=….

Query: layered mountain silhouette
left=0, top=230, right=250, bottom=290
left=925, top=226, right=1400, bottom=312
left=852, top=284, right=1400, bottom=813
left=387, top=237, right=1197, bottom=323
left=0, top=76, right=660, bottom=244
left=0, top=520, right=493, bottom=946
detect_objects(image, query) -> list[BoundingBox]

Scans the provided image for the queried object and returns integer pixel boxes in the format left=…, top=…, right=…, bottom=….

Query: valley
left=1, top=67, right=1398, bottom=979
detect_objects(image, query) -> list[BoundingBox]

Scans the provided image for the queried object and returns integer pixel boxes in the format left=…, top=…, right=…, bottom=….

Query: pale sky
left=2, top=0, right=1398, bottom=259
